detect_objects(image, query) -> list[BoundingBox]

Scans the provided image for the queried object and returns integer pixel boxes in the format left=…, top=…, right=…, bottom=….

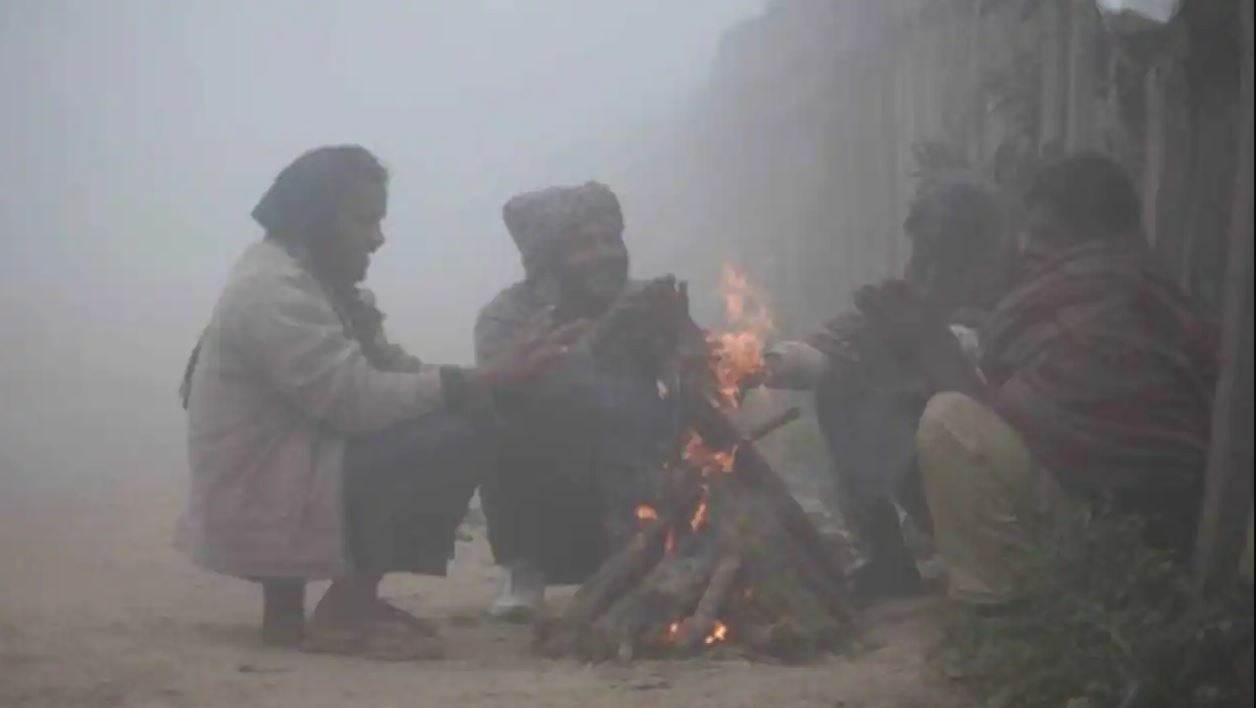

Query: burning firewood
left=536, top=266, right=855, bottom=662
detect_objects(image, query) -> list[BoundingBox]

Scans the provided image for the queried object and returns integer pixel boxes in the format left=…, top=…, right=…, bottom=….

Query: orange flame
left=708, top=331, right=765, bottom=407
left=720, top=265, right=773, bottom=335
left=636, top=504, right=658, bottom=522
left=704, top=620, right=729, bottom=646
left=708, top=264, right=774, bottom=407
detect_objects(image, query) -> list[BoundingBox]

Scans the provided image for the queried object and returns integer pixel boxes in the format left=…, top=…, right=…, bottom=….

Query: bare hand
left=483, top=318, right=590, bottom=388
left=853, top=280, right=946, bottom=350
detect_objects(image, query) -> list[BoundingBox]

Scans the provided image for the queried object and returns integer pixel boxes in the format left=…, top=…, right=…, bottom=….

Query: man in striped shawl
left=857, top=154, right=1217, bottom=604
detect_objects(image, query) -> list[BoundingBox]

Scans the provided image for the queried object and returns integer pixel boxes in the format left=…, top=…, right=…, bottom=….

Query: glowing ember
left=704, top=620, right=729, bottom=646
left=682, top=431, right=736, bottom=475
left=636, top=504, right=659, bottom=522
left=688, top=488, right=710, bottom=532
left=667, top=621, right=682, bottom=640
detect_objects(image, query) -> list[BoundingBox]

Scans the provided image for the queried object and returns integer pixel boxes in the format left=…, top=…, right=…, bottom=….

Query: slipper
left=361, top=622, right=444, bottom=662
left=300, top=623, right=362, bottom=656
left=374, top=599, right=440, bottom=637
left=301, top=619, right=444, bottom=662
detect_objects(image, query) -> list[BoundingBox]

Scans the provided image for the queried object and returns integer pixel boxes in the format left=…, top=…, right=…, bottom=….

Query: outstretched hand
left=856, top=280, right=985, bottom=397
left=595, top=276, right=680, bottom=336
left=591, top=275, right=687, bottom=363
left=853, top=280, right=947, bottom=351
left=480, top=317, right=590, bottom=389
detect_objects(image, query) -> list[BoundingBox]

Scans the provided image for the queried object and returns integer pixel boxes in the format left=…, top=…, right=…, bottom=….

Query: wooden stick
left=744, top=406, right=802, bottom=442
left=536, top=520, right=670, bottom=657
left=591, top=551, right=716, bottom=661
left=689, top=393, right=850, bottom=598
left=673, top=553, right=742, bottom=652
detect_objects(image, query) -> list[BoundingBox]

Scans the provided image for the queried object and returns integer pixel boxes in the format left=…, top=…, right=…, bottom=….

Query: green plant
left=941, top=509, right=1253, bottom=708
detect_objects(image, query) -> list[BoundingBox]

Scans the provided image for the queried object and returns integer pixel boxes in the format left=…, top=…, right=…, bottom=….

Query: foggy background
left=0, top=1, right=764, bottom=488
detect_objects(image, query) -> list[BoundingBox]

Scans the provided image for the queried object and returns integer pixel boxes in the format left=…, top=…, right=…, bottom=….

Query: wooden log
left=588, top=548, right=717, bottom=660
left=680, top=399, right=854, bottom=625
left=536, top=520, right=670, bottom=657
left=744, top=406, right=802, bottom=442
left=714, top=477, right=851, bottom=632
left=673, top=553, right=741, bottom=652
left=687, top=393, right=852, bottom=614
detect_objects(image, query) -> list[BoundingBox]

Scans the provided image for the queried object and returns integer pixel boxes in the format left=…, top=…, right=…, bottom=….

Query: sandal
left=302, top=618, right=444, bottom=661
left=374, top=599, right=440, bottom=637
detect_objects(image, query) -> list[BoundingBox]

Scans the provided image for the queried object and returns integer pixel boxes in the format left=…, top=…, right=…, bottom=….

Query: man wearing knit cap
left=475, top=181, right=678, bottom=620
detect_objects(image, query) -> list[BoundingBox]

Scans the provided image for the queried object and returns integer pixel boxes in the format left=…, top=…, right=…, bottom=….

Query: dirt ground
left=0, top=385, right=967, bottom=708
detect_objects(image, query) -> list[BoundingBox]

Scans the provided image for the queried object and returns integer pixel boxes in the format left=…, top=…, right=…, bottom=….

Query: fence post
left=1192, top=0, right=1254, bottom=591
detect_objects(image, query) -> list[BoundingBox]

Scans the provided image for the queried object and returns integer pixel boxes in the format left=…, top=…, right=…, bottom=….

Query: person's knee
left=916, top=391, right=1038, bottom=511
left=918, top=393, right=1028, bottom=466
left=916, top=392, right=985, bottom=470
left=919, top=392, right=984, bottom=437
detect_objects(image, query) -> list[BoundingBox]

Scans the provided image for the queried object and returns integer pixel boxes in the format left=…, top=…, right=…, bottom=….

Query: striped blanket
left=981, top=240, right=1218, bottom=506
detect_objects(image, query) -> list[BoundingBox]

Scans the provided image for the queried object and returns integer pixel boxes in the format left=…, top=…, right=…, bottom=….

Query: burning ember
left=688, top=488, right=709, bottom=532
left=704, top=620, right=729, bottom=646
left=635, top=504, right=659, bottom=523
left=682, top=431, right=736, bottom=475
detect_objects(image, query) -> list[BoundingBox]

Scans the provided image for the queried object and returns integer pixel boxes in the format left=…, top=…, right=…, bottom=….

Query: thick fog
left=0, top=1, right=762, bottom=483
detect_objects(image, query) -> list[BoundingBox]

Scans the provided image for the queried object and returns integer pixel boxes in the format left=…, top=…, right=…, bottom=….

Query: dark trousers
left=478, top=442, right=610, bottom=585
left=343, top=412, right=485, bottom=576
left=815, top=368, right=932, bottom=576
left=480, top=366, right=673, bottom=585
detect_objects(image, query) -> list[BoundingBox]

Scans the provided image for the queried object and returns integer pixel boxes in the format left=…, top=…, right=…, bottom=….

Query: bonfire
left=536, top=266, right=854, bottom=662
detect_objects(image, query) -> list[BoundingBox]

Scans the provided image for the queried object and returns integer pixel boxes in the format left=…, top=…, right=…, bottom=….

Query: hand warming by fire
left=538, top=265, right=853, bottom=662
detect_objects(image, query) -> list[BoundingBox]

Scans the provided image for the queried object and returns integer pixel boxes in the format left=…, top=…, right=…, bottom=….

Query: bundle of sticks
left=536, top=277, right=855, bottom=661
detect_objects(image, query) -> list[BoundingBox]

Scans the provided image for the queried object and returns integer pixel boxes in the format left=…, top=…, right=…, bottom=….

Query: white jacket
left=178, top=239, right=445, bottom=579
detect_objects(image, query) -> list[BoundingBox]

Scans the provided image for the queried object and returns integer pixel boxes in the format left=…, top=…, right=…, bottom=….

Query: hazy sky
left=0, top=0, right=763, bottom=384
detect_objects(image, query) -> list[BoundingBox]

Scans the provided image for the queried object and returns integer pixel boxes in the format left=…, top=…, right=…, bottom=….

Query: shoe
left=489, top=561, right=545, bottom=622
left=850, top=554, right=927, bottom=603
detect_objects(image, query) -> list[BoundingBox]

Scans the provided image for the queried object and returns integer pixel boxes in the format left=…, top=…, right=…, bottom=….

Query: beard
left=584, top=261, right=628, bottom=300
left=556, top=255, right=629, bottom=318
left=580, top=258, right=629, bottom=306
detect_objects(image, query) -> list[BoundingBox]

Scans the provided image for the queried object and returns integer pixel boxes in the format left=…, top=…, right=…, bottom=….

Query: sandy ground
left=0, top=384, right=967, bottom=708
